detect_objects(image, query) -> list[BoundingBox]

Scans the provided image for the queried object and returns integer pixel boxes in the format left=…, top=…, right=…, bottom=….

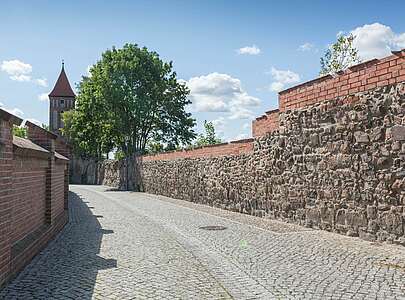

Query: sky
left=0, top=0, right=404, bottom=141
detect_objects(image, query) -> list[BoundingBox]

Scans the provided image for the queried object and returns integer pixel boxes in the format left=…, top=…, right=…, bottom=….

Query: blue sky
left=1, top=0, right=404, bottom=140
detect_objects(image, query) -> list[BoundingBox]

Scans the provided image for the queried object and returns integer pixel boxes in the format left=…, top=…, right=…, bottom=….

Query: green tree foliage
left=145, top=139, right=164, bottom=154
left=13, top=125, right=27, bottom=138
left=320, top=33, right=361, bottom=76
left=61, top=77, right=120, bottom=159
left=62, top=43, right=196, bottom=158
left=195, top=120, right=222, bottom=147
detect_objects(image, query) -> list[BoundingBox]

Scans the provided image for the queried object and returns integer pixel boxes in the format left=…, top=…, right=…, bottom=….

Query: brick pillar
left=26, top=121, right=58, bottom=224
left=55, top=137, right=72, bottom=204
left=64, top=164, right=69, bottom=210
left=0, top=109, right=22, bottom=287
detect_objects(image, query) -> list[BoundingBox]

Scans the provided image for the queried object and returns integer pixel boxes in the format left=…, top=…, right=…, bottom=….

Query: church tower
left=48, top=61, right=76, bottom=134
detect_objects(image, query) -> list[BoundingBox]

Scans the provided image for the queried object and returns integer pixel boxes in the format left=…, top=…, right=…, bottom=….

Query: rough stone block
left=354, top=131, right=369, bottom=143
left=392, top=125, right=405, bottom=141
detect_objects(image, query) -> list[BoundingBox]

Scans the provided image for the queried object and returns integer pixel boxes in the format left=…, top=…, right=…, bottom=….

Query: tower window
left=61, top=99, right=65, bottom=107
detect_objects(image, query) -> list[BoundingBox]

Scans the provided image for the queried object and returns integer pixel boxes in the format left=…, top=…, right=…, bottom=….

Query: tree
left=320, top=33, right=361, bottom=76
left=13, top=125, right=27, bottom=138
left=195, top=120, right=222, bottom=147
left=63, top=43, right=196, bottom=158
left=61, top=80, right=113, bottom=160
left=145, top=138, right=164, bottom=154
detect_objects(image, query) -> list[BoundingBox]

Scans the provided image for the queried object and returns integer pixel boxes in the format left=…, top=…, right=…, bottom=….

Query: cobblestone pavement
left=1, top=185, right=405, bottom=299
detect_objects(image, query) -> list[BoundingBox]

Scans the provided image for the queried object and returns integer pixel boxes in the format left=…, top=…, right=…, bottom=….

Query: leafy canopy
left=62, top=43, right=196, bottom=158
left=194, top=120, right=222, bottom=147
left=320, top=33, right=361, bottom=76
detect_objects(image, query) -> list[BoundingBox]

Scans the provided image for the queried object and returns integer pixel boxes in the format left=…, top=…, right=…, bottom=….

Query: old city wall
left=141, top=83, right=405, bottom=244
left=0, top=113, right=69, bottom=288
left=252, top=50, right=405, bottom=136
left=93, top=50, right=405, bottom=245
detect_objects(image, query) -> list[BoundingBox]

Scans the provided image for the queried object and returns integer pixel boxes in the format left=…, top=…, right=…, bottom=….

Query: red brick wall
left=26, top=121, right=56, bottom=223
left=11, top=155, right=47, bottom=244
left=52, top=162, right=67, bottom=221
left=26, top=121, right=57, bottom=151
left=252, top=109, right=279, bottom=137
left=279, top=50, right=404, bottom=111
left=0, top=109, right=69, bottom=288
left=55, top=137, right=71, bottom=160
left=0, top=119, right=14, bottom=287
left=143, top=139, right=254, bottom=162
left=0, top=111, right=22, bottom=287
left=252, top=49, right=405, bottom=137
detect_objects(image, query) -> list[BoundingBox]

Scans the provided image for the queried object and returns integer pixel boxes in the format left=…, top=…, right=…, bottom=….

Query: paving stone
left=1, top=185, right=405, bottom=299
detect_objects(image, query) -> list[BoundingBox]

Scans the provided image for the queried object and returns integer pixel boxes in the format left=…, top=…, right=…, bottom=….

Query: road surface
left=1, top=185, right=404, bottom=299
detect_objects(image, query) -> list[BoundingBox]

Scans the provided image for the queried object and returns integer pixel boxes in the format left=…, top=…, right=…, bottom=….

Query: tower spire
left=49, top=61, right=75, bottom=98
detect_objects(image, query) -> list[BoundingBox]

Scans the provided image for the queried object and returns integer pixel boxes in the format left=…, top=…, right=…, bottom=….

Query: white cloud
left=336, top=30, right=345, bottom=38
left=243, top=122, right=250, bottom=130
left=270, top=82, right=284, bottom=92
left=35, top=78, right=48, bottom=87
left=1, top=60, right=32, bottom=81
left=350, top=23, right=405, bottom=60
left=268, top=67, right=300, bottom=92
left=237, top=45, right=261, bottom=55
left=228, top=107, right=255, bottom=120
left=212, top=117, right=226, bottom=129
left=298, top=42, right=314, bottom=51
left=10, top=74, right=31, bottom=82
left=211, top=117, right=226, bottom=137
left=38, top=93, right=49, bottom=101
left=0, top=102, right=4, bottom=107
left=1, top=60, right=48, bottom=86
left=186, top=73, right=260, bottom=119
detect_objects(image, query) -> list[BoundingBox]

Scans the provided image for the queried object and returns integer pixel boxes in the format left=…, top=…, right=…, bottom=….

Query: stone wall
left=252, top=49, right=405, bottom=136
left=70, top=156, right=98, bottom=184
left=141, top=83, right=405, bottom=245
left=76, top=51, right=405, bottom=245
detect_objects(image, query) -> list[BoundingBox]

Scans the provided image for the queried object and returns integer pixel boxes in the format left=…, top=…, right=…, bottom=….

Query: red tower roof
left=48, top=63, right=76, bottom=98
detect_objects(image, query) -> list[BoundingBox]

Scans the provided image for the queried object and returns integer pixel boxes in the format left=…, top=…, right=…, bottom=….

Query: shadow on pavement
left=0, top=191, right=116, bottom=299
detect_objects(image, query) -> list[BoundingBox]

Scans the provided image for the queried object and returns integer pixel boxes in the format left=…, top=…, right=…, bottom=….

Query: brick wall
left=0, top=111, right=69, bottom=288
left=11, top=154, right=47, bottom=245
left=252, top=109, right=279, bottom=137
left=279, top=50, right=404, bottom=111
left=53, top=162, right=67, bottom=221
left=142, top=139, right=254, bottom=162
left=55, top=137, right=71, bottom=160
left=0, top=110, right=22, bottom=288
left=252, top=49, right=405, bottom=136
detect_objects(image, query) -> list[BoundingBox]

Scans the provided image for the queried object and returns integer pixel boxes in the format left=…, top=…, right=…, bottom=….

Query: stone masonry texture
left=139, top=82, right=405, bottom=245
left=76, top=51, right=405, bottom=246
left=252, top=50, right=405, bottom=137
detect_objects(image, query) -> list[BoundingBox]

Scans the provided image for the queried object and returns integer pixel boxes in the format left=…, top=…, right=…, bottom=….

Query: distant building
left=48, top=62, right=76, bottom=133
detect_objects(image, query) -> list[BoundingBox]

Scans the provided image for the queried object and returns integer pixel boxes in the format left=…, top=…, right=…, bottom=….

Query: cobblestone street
left=1, top=185, right=405, bottom=299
